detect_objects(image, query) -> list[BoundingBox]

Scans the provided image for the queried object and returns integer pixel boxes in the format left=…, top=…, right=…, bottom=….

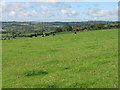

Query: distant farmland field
left=2, top=29, right=118, bottom=88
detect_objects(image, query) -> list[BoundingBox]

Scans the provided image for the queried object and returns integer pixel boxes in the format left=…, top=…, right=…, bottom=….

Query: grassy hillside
left=2, top=29, right=118, bottom=88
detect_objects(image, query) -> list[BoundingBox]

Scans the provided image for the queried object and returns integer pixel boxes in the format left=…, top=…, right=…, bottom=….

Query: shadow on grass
left=24, top=70, right=48, bottom=77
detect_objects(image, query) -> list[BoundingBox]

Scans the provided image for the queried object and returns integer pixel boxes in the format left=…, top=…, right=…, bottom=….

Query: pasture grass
left=2, top=29, right=118, bottom=88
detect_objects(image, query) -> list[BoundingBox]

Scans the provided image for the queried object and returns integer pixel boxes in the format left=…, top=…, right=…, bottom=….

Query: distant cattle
left=42, top=34, right=45, bottom=37
left=74, top=32, right=77, bottom=34
left=2, top=38, right=6, bottom=40
left=2, top=32, right=57, bottom=39
left=12, top=36, right=16, bottom=39
left=41, top=33, right=50, bottom=37
left=8, top=37, right=10, bottom=40
left=29, top=35, right=33, bottom=38
left=45, top=33, right=49, bottom=36
left=35, top=35, right=37, bottom=37
left=53, top=33, right=55, bottom=36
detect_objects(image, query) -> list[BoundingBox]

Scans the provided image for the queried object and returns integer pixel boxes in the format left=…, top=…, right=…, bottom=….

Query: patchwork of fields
left=2, top=29, right=118, bottom=88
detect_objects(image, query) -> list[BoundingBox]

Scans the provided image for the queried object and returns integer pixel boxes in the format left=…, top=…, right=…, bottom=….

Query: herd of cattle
left=0, top=32, right=57, bottom=40
left=0, top=31, right=77, bottom=40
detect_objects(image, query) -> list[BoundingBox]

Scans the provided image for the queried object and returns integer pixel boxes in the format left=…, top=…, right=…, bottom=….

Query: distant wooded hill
left=1, top=21, right=118, bottom=31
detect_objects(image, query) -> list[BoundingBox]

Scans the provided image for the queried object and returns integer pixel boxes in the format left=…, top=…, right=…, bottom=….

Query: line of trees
left=1, top=22, right=118, bottom=37
left=54, top=23, right=118, bottom=32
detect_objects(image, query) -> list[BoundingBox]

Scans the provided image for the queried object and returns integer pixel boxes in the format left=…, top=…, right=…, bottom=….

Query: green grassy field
left=2, top=29, right=118, bottom=88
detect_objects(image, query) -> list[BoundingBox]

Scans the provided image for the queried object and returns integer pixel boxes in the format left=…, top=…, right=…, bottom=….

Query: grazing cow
left=37, top=33, right=43, bottom=36
left=74, top=32, right=77, bottom=34
left=76, top=29, right=79, bottom=31
left=42, top=34, right=45, bottom=37
left=29, top=35, right=33, bottom=38
left=8, top=37, right=10, bottom=40
left=3, top=38, right=6, bottom=40
left=45, top=33, right=49, bottom=36
left=34, top=34, right=37, bottom=37
left=12, top=36, right=16, bottom=39
left=53, top=33, right=55, bottom=36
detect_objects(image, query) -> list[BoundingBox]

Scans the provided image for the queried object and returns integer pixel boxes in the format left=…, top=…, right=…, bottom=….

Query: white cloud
left=87, top=9, right=109, bottom=17
left=49, top=2, right=61, bottom=6
left=86, top=8, right=118, bottom=17
left=71, top=10, right=77, bottom=15
left=33, top=0, right=62, bottom=6
left=68, top=10, right=77, bottom=16
left=0, top=1, right=55, bottom=17
left=33, top=0, right=59, bottom=2
left=0, top=1, right=32, bottom=13
left=3, top=0, right=119, bottom=2
left=0, top=1, right=8, bottom=7
left=61, top=9, right=77, bottom=16
left=42, top=11, right=54, bottom=17
left=0, top=8, right=3, bottom=13
left=61, top=9, right=67, bottom=14
left=22, top=10, right=37, bottom=16
left=40, top=6, right=49, bottom=10
left=61, top=3, right=72, bottom=9
left=9, top=11, right=17, bottom=16
left=0, top=1, right=36, bottom=17
left=40, top=5, right=54, bottom=17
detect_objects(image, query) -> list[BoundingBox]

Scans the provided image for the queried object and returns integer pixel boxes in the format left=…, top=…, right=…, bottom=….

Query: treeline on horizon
left=1, top=21, right=119, bottom=36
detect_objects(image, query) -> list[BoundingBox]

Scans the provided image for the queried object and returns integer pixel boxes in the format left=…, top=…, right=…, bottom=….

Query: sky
left=0, top=0, right=119, bottom=22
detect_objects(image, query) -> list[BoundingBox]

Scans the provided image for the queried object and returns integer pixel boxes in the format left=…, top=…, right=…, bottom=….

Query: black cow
left=29, top=35, right=33, bottom=38
left=34, top=34, right=37, bottom=37
left=42, top=34, right=45, bottom=37
left=53, top=33, right=55, bottom=36
left=8, top=38, right=10, bottom=40
left=12, top=36, right=16, bottom=39
left=45, top=34, right=49, bottom=36
left=3, top=38, right=6, bottom=40
left=74, top=32, right=77, bottom=34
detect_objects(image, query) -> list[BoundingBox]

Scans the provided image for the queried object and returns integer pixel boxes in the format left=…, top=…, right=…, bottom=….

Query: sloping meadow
left=2, top=29, right=118, bottom=88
